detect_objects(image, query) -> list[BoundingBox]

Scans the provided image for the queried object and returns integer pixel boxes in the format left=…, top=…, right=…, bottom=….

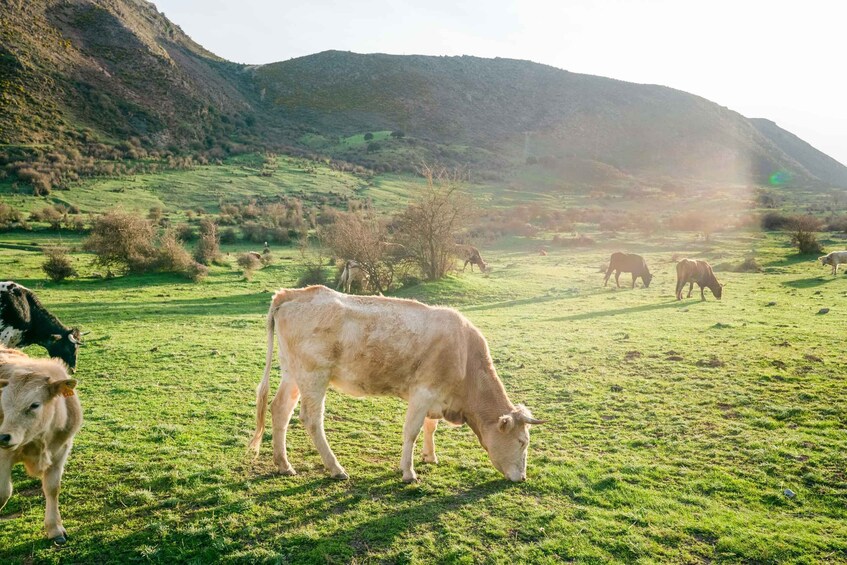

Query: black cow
left=0, top=282, right=84, bottom=372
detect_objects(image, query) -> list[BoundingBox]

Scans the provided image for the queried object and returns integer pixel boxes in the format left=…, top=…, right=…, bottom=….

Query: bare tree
left=322, top=210, right=395, bottom=293
left=394, top=165, right=472, bottom=281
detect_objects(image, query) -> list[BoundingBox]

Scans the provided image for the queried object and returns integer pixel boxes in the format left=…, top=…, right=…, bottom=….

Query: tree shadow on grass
left=463, top=289, right=606, bottom=312
left=545, top=299, right=696, bottom=322
left=1, top=466, right=510, bottom=563
left=782, top=276, right=839, bottom=289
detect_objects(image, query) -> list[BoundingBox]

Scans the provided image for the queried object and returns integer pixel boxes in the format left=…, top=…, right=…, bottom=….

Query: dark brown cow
left=455, top=245, right=487, bottom=273
left=603, top=252, right=653, bottom=288
left=675, top=259, right=723, bottom=300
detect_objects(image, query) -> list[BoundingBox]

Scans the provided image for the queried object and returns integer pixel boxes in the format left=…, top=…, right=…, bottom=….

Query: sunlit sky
left=153, top=0, right=846, bottom=166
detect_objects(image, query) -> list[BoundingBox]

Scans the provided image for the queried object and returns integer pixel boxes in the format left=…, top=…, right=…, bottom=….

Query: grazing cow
left=603, top=252, right=653, bottom=288
left=0, top=282, right=85, bottom=372
left=676, top=259, right=723, bottom=300
left=456, top=245, right=487, bottom=273
left=249, top=286, right=542, bottom=483
left=0, top=348, right=81, bottom=544
left=819, top=250, right=847, bottom=275
left=247, top=251, right=262, bottom=261
left=336, top=260, right=369, bottom=294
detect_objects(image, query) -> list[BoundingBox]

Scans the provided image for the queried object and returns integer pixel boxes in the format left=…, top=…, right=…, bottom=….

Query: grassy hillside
left=3, top=2, right=847, bottom=192
left=0, top=227, right=845, bottom=563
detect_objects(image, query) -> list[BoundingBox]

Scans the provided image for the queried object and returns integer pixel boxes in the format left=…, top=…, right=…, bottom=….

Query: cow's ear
left=0, top=379, right=8, bottom=389
left=48, top=379, right=77, bottom=398
left=50, top=334, right=62, bottom=341
left=498, top=414, right=515, bottom=433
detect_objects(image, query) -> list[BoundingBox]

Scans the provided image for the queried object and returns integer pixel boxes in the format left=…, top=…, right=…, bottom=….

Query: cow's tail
left=248, top=304, right=278, bottom=456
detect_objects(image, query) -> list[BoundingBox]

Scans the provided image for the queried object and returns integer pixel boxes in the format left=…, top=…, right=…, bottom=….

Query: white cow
left=0, top=348, right=81, bottom=544
left=819, top=250, right=847, bottom=275
left=249, top=285, right=542, bottom=483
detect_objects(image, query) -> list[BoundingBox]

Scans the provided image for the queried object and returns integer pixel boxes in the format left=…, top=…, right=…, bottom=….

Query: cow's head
left=714, top=284, right=723, bottom=300
left=480, top=405, right=543, bottom=482
left=44, top=328, right=85, bottom=373
left=0, top=363, right=76, bottom=451
left=819, top=255, right=832, bottom=266
left=643, top=272, right=653, bottom=288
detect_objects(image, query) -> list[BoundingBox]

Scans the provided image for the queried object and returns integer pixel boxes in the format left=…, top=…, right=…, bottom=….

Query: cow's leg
left=0, top=454, right=12, bottom=512
left=298, top=380, right=347, bottom=479
left=421, top=418, right=439, bottom=464
left=603, top=266, right=613, bottom=286
left=399, top=396, right=431, bottom=483
left=271, top=374, right=300, bottom=475
left=614, top=271, right=621, bottom=288
left=463, top=259, right=469, bottom=272
left=687, top=282, right=694, bottom=298
left=631, top=273, right=637, bottom=289
left=42, top=444, right=71, bottom=543
left=700, top=284, right=706, bottom=301
left=675, top=279, right=683, bottom=300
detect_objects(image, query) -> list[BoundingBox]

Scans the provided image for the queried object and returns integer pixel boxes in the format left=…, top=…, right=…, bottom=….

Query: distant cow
left=0, top=348, right=82, bottom=544
left=249, top=286, right=542, bottom=483
left=819, top=251, right=847, bottom=275
left=603, top=252, right=653, bottom=288
left=456, top=245, right=487, bottom=273
left=0, top=282, right=85, bottom=372
left=676, top=259, right=723, bottom=300
left=247, top=251, right=262, bottom=261
left=337, top=260, right=369, bottom=294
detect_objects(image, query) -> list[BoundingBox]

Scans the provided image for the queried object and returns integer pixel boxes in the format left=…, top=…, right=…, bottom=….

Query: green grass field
left=0, top=223, right=846, bottom=563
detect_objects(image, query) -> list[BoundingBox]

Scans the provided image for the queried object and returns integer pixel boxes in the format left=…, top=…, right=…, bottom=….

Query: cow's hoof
left=51, top=534, right=67, bottom=546
left=331, top=470, right=349, bottom=480
left=422, top=453, right=438, bottom=464
left=278, top=466, right=297, bottom=476
left=402, top=473, right=418, bottom=483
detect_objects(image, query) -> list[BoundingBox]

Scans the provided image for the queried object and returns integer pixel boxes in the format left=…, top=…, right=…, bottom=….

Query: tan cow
left=0, top=348, right=81, bottom=544
left=819, top=250, right=847, bottom=275
left=336, top=260, right=369, bottom=294
left=676, top=259, right=723, bottom=300
left=249, top=286, right=542, bottom=483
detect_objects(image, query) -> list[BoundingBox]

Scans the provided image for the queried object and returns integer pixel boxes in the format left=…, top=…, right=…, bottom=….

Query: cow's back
left=273, top=287, right=473, bottom=399
left=611, top=252, right=647, bottom=274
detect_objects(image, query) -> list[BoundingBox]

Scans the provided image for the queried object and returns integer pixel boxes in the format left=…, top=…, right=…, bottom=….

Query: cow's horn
left=50, top=334, right=62, bottom=341
left=80, top=331, right=91, bottom=336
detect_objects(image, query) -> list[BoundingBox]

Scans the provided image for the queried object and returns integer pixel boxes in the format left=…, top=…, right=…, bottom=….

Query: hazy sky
left=153, top=0, right=846, bottom=166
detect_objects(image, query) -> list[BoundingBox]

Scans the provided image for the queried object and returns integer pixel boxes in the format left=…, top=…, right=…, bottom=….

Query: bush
left=155, top=229, right=193, bottom=273
left=42, top=247, right=77, bottom=282
left=390, top=130, right=405, bottom=139
left=84, top=210, right=155, bottom=273
left=184, top=261, right=209, bottom=282
left=788, top=215, right=824, bottom=255
left=0, top=203, right=22, bottom=229
left=734, top=257, right=763, bottom=273
left=363, top=132, right=374, bottom=141
left=219, top=227, right=238, bottom=243
left=237, top=252, right=261, bottom=279
left=761, top=212, right=789, bottom=230
left=194, top=219, right=221, bottom=265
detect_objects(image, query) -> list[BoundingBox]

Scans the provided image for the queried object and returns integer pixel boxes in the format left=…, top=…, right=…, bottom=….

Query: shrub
left=734, top=257, right=763, bottom=273
left=761, top=212, right=789, bottom=230
left=42, top=247, right=77, bottom=282
left=363, top=132, right=374, bottom=141
left=366, top=142, right=380, bottom=153
left=194, top=219, right=221, bottom=265
left=390, top=130, right=405, bottom=139
left=184, top=261, right=209, bottom=282
left=237, top=252, right=261, bottom=279
left=788, top=215, right=824, bottom=255
left=155, top=229, right=193, bottom=273
left=84, top=210, right=156, bottom=273
left=0, top=203, right=22, bottom=229
left=219, top=227, right=238, bottom=243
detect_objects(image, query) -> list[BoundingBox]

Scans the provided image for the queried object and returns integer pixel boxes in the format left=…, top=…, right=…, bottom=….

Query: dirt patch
left=804, top=354, right=823, bottom=363
left=771, top=360, right=787, bottom=370
left=624, top=350, right=642, bottom=361
left=696, top=356, right=725, bottom=368
left=666, top=355, right=684, bottom=362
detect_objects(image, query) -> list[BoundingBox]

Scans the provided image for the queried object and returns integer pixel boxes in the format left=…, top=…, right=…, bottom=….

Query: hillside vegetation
left=2, top=0, right=847, bottom=194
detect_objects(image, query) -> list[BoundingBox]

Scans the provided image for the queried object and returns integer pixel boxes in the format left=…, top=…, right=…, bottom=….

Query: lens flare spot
left=769, top=170, right=791, bottom=186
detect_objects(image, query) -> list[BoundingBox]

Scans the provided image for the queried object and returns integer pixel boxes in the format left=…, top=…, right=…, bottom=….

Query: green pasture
left=0, top=226, right=845, bottom=563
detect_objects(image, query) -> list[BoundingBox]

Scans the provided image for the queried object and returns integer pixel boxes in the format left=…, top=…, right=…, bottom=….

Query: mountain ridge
left=2, top=0, right=845, bottom=190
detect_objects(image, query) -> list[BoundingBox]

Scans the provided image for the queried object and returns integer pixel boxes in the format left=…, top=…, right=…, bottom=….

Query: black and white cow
left=0, top=282, right=84, bottom=372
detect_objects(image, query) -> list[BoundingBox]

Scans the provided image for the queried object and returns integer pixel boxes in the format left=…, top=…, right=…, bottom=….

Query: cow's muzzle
left=0, top=434, right=15, bottom=449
